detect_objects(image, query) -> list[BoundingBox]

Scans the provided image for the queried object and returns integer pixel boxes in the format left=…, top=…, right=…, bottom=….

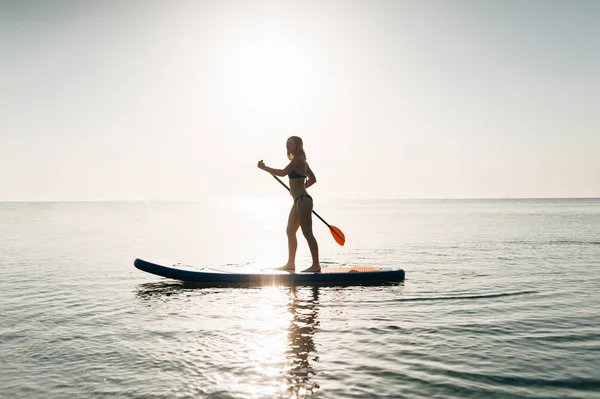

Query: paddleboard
left=134, top=258, right=405, bottom=286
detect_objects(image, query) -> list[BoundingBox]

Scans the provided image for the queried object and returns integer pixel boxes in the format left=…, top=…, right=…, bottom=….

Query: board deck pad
left=317, top=267, right=381, bottom=273
left=135, top=258, right=405, bottom=286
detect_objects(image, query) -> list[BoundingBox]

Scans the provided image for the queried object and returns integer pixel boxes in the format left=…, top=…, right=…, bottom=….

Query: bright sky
left=1, top=0, right=598, bottom=200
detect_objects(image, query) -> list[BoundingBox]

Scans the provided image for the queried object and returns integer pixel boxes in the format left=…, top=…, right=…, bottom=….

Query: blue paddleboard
left=134, top=258, right=405, bottom=286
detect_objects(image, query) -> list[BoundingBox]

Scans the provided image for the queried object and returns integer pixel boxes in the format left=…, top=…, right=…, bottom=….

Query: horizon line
left=0, top=196, right=599, bottom=203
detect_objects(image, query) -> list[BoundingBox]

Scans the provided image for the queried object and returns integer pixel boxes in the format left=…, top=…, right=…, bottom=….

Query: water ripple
left=386, top=290, right=538, bottom=302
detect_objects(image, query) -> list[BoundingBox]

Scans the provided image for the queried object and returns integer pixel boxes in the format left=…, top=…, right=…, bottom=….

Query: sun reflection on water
left=134, top=281, right=324, bottom=398
left=243, top=285, right=322, bottom=398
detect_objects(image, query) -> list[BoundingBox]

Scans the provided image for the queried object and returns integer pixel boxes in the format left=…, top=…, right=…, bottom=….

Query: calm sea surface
left=1, top=198, right=599, bottom=399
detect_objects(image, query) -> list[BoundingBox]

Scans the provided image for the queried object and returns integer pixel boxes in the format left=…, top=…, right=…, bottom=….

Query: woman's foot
left=302, top=265, right=321, bottom=273
left=276, top=263, right=295, bottom=271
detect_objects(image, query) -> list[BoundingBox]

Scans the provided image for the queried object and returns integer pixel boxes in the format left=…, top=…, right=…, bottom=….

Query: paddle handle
left=271, top=174, right=331, bottom=228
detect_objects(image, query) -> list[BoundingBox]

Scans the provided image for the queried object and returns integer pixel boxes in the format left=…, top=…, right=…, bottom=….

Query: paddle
left=270, top=174, right=346, bottom=246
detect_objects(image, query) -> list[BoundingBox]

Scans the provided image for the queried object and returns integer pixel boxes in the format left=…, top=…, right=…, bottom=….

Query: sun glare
left=225, top=34, right=315, bottom=118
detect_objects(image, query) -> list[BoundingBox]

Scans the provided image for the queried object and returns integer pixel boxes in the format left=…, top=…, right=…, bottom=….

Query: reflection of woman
left=284, top=286, right=321, bottom=396
left=257, top=136, right=321, bottom=272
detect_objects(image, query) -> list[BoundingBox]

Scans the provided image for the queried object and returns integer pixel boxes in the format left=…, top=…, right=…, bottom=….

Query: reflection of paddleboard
left=134, top=258, right=405, bottom=286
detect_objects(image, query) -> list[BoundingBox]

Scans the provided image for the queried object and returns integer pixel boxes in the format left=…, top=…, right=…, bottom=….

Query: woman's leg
left=277, top=203, right=300, bottom=270
left=297, top=198, right=321, bottom=272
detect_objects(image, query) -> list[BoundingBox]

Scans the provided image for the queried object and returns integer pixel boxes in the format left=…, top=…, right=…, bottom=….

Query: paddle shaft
left=271, top=174, right=331, bottom=228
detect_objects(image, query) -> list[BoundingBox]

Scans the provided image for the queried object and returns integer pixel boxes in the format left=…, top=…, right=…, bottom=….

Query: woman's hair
left=287, top=136, right=307, bottom=160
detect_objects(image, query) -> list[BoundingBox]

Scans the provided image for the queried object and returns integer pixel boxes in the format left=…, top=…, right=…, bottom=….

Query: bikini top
left=288, top=170, right=306, bottom=179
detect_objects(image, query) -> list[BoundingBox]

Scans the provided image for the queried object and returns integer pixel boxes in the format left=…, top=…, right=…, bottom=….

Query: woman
left=257, top=136, right=321, bottom=273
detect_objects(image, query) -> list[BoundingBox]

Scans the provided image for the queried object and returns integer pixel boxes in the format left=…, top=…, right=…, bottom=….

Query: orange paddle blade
left=329, top=225, right=345, bottom=246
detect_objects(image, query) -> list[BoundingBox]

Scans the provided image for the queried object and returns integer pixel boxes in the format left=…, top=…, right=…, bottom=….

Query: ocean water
left=1, top=198, right=599, bottom=399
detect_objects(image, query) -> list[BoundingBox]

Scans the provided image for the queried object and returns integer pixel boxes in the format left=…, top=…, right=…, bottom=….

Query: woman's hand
left=257, top=160, right=265, bottom=170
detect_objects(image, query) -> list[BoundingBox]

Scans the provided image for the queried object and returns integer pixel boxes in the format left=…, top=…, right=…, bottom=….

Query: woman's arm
left=257, top=158, right=300, bottom=177
left=305, top=163, right=317, bottom=188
